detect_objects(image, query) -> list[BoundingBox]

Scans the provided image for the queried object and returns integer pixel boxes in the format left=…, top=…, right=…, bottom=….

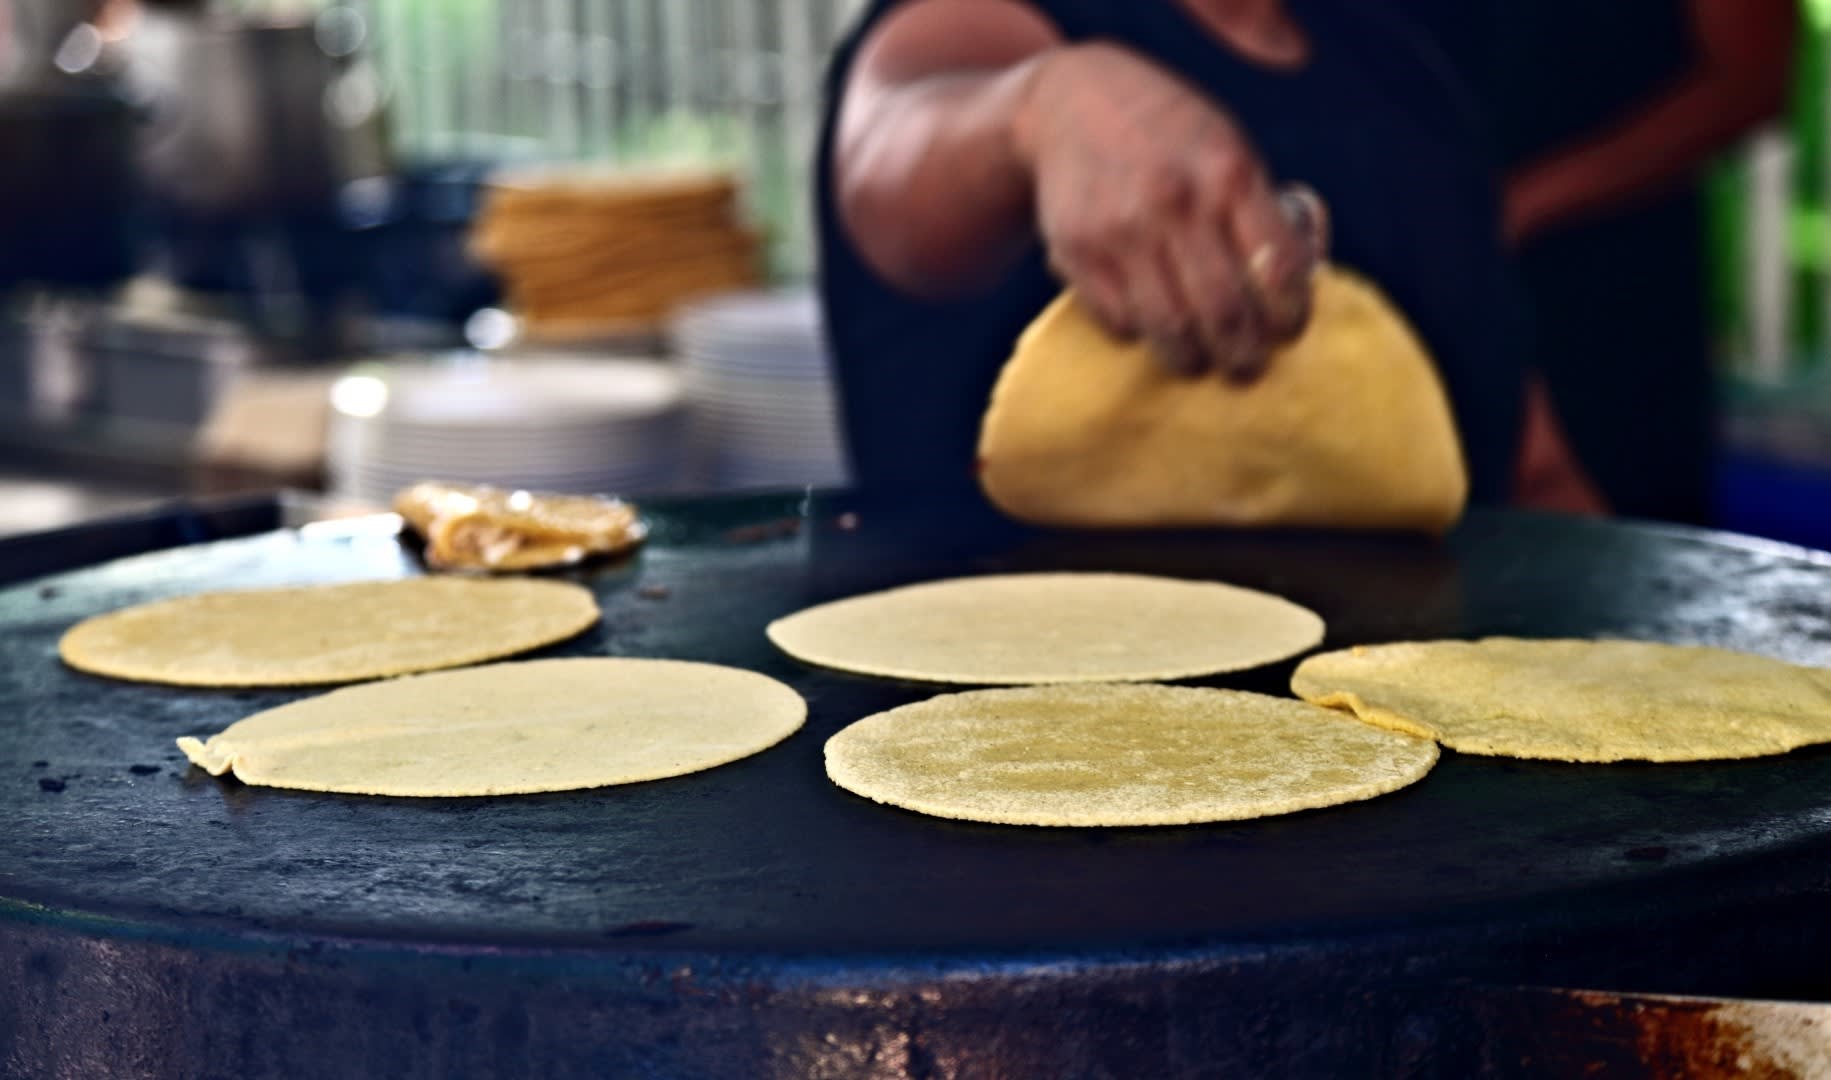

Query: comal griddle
left=3, top=492, right=1831, bottom=1077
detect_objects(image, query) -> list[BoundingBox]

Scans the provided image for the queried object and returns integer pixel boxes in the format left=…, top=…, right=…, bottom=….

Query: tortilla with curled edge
left=1292, top=638, right=1831, bottom=763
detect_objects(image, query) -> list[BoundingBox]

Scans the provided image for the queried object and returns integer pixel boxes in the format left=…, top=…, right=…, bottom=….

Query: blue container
left=1715, top=449, right=1831, bottom=553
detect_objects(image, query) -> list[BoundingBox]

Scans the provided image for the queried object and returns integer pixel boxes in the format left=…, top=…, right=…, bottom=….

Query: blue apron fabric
left=815, top=0, right=1525, bottom=515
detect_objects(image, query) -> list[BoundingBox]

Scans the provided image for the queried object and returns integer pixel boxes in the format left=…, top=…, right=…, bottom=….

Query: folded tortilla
left=977, top=266, right=1468, bottom=534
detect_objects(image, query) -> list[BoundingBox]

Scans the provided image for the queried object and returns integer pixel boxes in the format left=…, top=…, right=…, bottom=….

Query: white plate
left=678, top=349, right=829, bottom=378
left=694, top=435, right=843, bottom=458
left=689, top=442, right=841, bottom=463
left=341, top=453, right=679, bottom=480
left=689, top=411, right=840, bottom=436
left=330, top=441, right=681, bottom=481
left=678, top=336, right=828, bottom=360
left=689, top=410, right=841, bottom=434
left=687, top=398, right=839, bottom=423
left=339, top=467, right=679, bottom=498
left=346, top=433, right=682, bottom=465
left=692, top=445, right=847, bottom=468
left=336, top=424, right=682, bottom=450
left=704, top=468, right=848, bottom=490
left=682, top=364, right=830, bottom=385
left=684, top=377, right=834, bottom=402
left=331, top=357, right=684, bottom=431
left=352, top=460, right=682, bottom=484
left=671, top=289, right=821, bottom=340
left=350, top=424, right=683, bottom=453
left=329, top=412, right=681, bottom=457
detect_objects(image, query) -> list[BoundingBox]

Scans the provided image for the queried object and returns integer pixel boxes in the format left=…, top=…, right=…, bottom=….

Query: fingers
left=1051, top=246, right=1136, bottom=341
left=1052, top=221, right=1265, bottom=380
left=1101, top=144, right=1268, bottom=378
left=1053, top=235, right=1212, bottom=376
left=1128, top=247, right=1204, bottom=376
left=1036, top=131, right=1328, bottom=382
left=1162, top=222, right=1262, bottom=378
left=1044, top=176, right=1212, bottom=375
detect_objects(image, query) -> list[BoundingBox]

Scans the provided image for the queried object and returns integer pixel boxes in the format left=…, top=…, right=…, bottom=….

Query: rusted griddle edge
left=9, top=891, right=1831, bottom=1080
left=0, top=911, right=1466, bottom=1079
left=1463, top=984, right=1831, bottom=1079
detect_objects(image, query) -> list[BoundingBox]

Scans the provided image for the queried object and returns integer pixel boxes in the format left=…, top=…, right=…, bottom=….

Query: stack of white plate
left=326, top=355, right=684, bottom=506
left=670, top=289, right=849, bottom=491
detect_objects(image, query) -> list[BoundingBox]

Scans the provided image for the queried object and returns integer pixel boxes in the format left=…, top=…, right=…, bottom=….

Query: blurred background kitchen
left=0, top=0, right=1827, bottom=549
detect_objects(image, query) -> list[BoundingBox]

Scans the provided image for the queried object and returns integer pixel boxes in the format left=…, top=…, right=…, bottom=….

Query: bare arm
left=1505, top=0, right=1797, bottom=244
left=833, top=0, right=1058, bottom=295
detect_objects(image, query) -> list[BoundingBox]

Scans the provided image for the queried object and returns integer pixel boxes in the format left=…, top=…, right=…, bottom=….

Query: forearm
left=1507, top=0, right=1795, bottom=242
left=1508, top=73, right=1783, bottom=237
left=834, top=62, right=1042, bottom=297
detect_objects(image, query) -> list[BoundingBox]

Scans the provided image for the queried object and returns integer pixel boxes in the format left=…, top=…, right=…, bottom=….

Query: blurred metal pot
left=126, top=9, right=389, bottom=217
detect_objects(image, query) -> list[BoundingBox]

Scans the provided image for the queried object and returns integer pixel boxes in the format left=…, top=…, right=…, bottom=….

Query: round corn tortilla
left=1291, top=638, right=1831, bottom=763
left=767, top=572, right=1324, bottom=685
left=824, top=683, right=1438, bottom=826
left=60, top=577, right=600, bottom=687
left=177, top=657, right=806, bottom=797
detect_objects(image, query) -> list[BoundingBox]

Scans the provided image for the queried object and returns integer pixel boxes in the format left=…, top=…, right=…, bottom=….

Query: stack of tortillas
left=977, top=266, right=1468, bottom=534
left=470, top=167, right=761, bottom=340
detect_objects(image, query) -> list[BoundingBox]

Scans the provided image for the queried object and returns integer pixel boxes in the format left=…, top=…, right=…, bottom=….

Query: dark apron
left=1416, top=0, right=1714, bottom=524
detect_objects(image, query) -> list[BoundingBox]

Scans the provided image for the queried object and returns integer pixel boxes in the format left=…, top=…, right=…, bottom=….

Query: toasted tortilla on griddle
left=61, top=577, right=599, bottom=687
left=1293, top=638, right=1831, bottom=762
left=825, top=683, right=1438, bottom=826
left=179, top=657, right=805, bottom=796
left=394, top=481, right=646, bottom=572
left=767, top=572, right=1324, bottom=685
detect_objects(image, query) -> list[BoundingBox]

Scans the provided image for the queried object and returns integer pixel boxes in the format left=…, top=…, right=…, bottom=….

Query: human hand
left=1012, top=42, right=1328, bottom=380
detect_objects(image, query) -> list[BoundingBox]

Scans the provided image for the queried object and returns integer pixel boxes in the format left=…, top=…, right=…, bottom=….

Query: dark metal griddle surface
left=5, top=494, right=1831, bottom=970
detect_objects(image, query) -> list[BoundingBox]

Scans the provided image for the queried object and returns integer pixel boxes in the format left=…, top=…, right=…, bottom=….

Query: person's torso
left=1502, top=0, right=1695, bottom=167
left=817, top=0, right=1526, bottom=510
left=1408, top=0, right=1713, bottom=522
